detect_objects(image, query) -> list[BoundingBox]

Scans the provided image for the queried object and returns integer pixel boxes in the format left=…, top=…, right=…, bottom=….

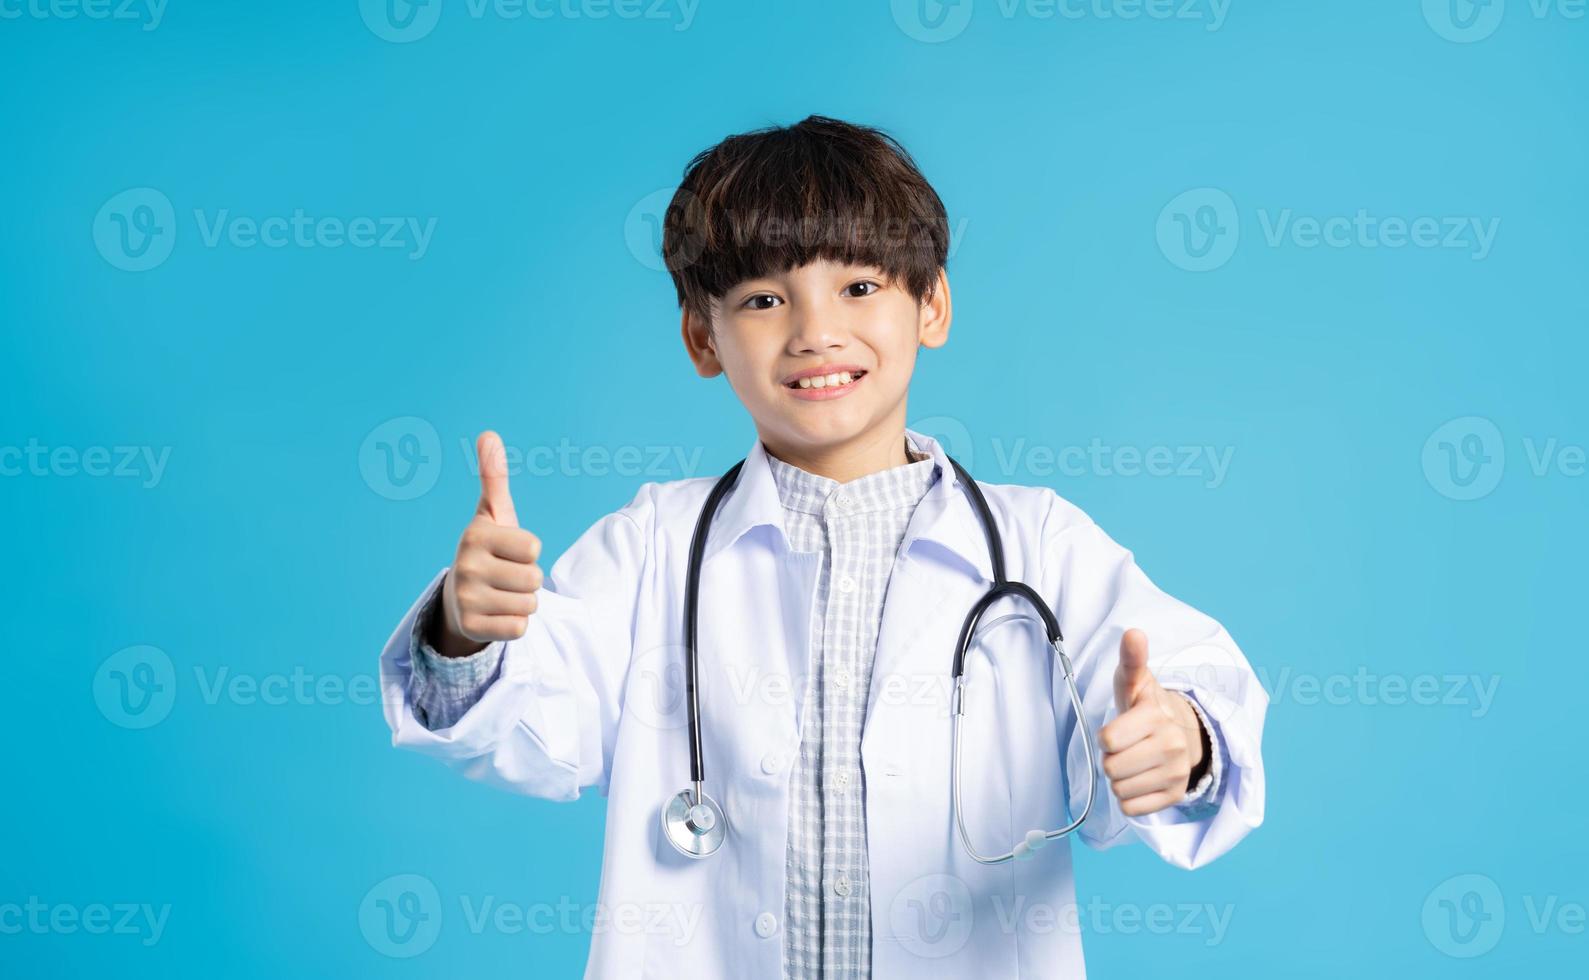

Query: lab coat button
left=760, top=752, right=782, bottom=775
left=754, top=912, right=778, bottom=938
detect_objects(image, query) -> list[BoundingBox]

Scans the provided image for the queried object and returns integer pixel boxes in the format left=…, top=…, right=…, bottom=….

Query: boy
left=379, top=115, right=1267, bottom=978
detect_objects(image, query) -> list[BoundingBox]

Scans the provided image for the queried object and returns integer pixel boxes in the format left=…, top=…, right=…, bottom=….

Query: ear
left=680, top=306, right=724, bottom=378
left=917, top=268, right=952, bottom=350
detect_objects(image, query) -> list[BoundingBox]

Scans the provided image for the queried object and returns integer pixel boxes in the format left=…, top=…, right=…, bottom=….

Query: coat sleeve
left=378, top=483, right=656, bottom=801
left=1045, top=495, right=1268, bottom=869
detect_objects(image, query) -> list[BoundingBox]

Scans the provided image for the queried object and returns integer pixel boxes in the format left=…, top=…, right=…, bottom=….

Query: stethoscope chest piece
left=661, top=788, right=727, bottom=859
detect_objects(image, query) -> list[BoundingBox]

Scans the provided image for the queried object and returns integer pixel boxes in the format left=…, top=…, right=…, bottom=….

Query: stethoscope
left=660, top=452, right=1098, bottom=865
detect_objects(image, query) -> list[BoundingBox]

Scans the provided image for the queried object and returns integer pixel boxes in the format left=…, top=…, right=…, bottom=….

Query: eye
left=742, top=293, right=782, bottom=311
left=845, top=280, right=882, bottom=298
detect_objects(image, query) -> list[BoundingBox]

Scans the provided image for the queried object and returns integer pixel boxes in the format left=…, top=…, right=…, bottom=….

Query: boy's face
left=682, top=258, right=952, bottom=461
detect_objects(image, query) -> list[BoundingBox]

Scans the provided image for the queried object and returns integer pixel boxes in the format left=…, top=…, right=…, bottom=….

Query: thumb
left=474, top=430, right=518, bottom=528
left=1113, top=628, right=1154, bottom=715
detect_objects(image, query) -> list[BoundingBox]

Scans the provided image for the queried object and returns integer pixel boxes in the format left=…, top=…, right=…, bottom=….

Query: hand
left=1099, top=628, right=1207, bottom=817
left=434, top=431, right=544, bottom=657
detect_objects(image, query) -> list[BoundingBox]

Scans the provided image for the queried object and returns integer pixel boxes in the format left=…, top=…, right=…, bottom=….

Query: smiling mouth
left=786, top=369, right=866, bottom=390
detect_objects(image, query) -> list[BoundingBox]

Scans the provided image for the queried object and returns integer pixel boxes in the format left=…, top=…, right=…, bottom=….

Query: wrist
left=1182, top=692, right=1213, bottom=790
left=427, top=574, right=488, bottom=659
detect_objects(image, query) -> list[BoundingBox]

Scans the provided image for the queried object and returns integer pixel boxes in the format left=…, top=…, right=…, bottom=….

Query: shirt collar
left=764, top=433, right=936, bottom=517
left=702, top=426, right=996, bottom=582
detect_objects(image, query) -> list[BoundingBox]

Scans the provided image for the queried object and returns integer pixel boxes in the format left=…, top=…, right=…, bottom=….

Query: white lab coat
left=379, top=427, right=1267, bottom=979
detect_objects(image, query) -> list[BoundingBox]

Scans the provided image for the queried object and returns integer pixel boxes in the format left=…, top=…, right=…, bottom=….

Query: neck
left=762, top=426, right=913, bottom=484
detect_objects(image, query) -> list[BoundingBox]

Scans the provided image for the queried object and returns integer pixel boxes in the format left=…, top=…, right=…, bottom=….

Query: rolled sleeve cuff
left=407, top=577, right=506, bottom=731
left=1170, top=689, right=1225, bottom=818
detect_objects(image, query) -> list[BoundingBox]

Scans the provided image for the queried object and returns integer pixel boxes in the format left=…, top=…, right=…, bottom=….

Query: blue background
left=3, top=0, right=1585, bottom=975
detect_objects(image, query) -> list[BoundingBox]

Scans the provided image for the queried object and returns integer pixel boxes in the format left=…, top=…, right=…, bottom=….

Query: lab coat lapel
left=697, top=433, right=822, bottom=750
left=863, top=429, right=996, bottom=739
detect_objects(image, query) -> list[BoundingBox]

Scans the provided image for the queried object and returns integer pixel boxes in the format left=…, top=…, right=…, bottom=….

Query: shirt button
left=833, top=493, right=852, bottom=511
left=760, top=752, right=783, bottom=775
left=834, top=667, right=851, bottom=689
left=754, top=912, right=778, bottom=938
left=834, top=874, right=851, bottom=897
left=837, top=574, right=856, bottom=593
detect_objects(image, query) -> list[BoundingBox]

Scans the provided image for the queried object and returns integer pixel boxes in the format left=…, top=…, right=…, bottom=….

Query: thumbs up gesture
left=434, top=431, right=545, bottom=658
left=1098, top=629, right=1208, bottom=816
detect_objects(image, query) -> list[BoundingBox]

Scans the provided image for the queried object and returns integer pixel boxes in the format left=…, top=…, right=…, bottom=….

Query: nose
left=788, top=301, right=847, bottom=355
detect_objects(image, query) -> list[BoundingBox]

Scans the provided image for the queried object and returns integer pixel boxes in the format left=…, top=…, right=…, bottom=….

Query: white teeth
left=795, top=371, right=854, bottom=389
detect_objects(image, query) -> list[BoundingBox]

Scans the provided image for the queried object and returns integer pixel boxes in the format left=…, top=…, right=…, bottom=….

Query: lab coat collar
left=701, top=426, right=996, bottom=583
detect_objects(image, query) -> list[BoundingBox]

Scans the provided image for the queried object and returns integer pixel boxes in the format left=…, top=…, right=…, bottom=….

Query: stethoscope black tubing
left=682, top=458, right=745, bottom=787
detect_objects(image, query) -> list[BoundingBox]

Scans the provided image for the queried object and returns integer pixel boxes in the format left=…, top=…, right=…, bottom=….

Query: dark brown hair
left=661, top=115, right=950, bottom=327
